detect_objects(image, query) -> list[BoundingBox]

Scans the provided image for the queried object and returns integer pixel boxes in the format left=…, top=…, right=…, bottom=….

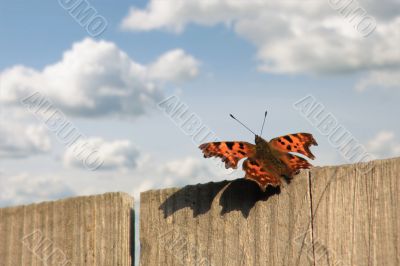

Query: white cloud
left=160, top=157, right=215, bottom=185
left=356, top=70, right=400, bottom=91
left=121, top=0, right=400, bottom=88
left=131, top=155, right=243, bottom=198
left=0, top=122, right=51, bottom=159
left=148, top=49, right=200, bottom=83
left=367, top=131, right=400, bottom=158
left=120, top=0, right=268, bottom=33
left=0, top=38, right=200, bottom=118
left=135, top=156, right=213, bottom=192
left=0, top=173, right=74, bottom=207
left=63, top=137, right=140, bottom=171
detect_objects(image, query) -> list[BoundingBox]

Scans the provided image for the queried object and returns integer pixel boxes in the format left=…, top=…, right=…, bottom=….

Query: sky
left=1, top=0, right=400, bottom=261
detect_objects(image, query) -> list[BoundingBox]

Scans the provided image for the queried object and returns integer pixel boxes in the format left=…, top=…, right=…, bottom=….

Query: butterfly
left=199, top=111, right=317, bottom=191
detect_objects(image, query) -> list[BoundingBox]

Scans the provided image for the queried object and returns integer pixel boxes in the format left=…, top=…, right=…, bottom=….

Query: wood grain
left=140, top=157, right=400, bottom=266
left=140, top=171, right=313, bottom=266
left=310, top=158, right=400, bottom=266
left=0, top=192, right=134, bottom=266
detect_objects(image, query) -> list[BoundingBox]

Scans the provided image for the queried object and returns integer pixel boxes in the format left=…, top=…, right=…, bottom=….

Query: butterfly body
left=255, top=136, right=283, bottom=164
left=199, top=133, right=317, bottom=191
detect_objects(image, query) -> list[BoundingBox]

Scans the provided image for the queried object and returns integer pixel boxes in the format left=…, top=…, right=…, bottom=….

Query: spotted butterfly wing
left=199, top=132, right=317, bottom=191
left=199, top=141, right=255, bottom=169
left=269, top=133, right=317, bottom=159
left=242, top=158, right=281, bottom=190
left=269, top=133, right=317, bottom=175
left=279, top=153, right=313, bottom=176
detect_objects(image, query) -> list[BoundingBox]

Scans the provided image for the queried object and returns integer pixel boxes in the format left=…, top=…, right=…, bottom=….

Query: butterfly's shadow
left=159, top=179, right=281, bottom=219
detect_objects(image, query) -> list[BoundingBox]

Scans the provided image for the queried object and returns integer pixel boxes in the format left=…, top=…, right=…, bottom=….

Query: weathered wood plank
left=0, top=192, right=134, bottom=266
left=310, top=158, right=400, bottom=266
left=140, top=171, right=313, bottom=266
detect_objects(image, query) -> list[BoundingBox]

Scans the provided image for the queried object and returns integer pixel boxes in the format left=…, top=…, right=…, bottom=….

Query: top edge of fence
left=0, top=191, right=133, bottom=210
left=312, top=156, right=400, bottom=170
left=140, top=180, right=234, bottom=197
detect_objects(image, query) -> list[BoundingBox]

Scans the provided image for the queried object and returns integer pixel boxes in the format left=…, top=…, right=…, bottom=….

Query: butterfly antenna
left=230, top=114, right=257, bottom=136
left=260, top=110, right=268, bottom=136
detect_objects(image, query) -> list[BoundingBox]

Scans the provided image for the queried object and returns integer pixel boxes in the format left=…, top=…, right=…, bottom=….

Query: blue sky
left=1, top=1, right=399, bottom=264
left=1, top=0, right=399, bottom=225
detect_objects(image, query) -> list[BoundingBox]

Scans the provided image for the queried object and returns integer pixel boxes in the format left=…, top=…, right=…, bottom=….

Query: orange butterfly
left=199, top=112, right=317, bottom=191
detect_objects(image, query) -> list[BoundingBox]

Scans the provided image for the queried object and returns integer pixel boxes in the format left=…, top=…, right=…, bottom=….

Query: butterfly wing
left=279, top=153, right=313, bottom=176
left=269, top=133, right=317, bottom=159
left=242, top=158, right=281, bottom=191
left=199, top=141, right=255, bottom=169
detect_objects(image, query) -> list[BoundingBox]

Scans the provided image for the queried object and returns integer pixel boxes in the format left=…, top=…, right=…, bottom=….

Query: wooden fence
left=0, top=157, right=399, bottom=265
left=140, top=157, right=399, bottom=266
left=0, top=192, right=134, bottom=266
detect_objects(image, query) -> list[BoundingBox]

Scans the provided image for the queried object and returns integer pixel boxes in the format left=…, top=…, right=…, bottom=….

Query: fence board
left=310, top=158, right=400, bottom=266
left=0, top=192, right=134, bottom=266
left=140, top=157, right=400, bottom=266
left=140, top=171, right=313, bottom=266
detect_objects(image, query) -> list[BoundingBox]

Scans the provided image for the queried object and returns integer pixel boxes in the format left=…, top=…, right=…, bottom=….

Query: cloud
left=138, top=156, right=213, bottom=188
left=131, top=155, right=243, bottom=198
left=367, top=131, right=400, bottom=158
left=356, top=70, right=400, bottom=91
left=63, top=137, right=140, bottom=171
left=0, top=173, right=74, bottom=207
left=0, top=122, right=51, bottom=159
left=148, top=49, right=200, bottom=83
left=160, top=156, right=216, bottom=185
left=0, top=38, right=200, bottom=118
left=121, top=0, right=400, bottom=87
